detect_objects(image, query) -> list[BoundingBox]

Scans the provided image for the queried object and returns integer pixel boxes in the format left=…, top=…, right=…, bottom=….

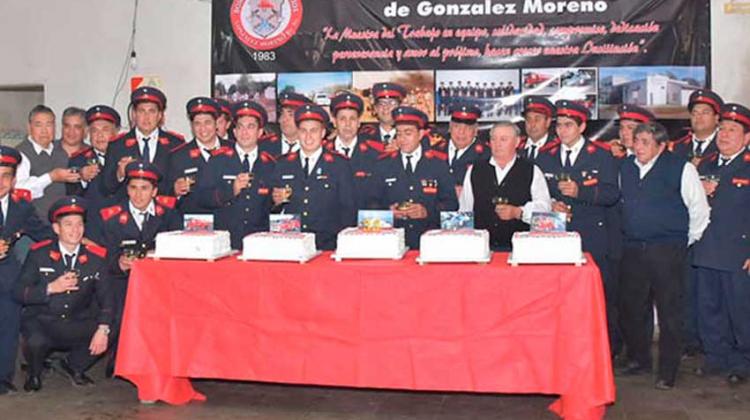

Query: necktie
left=450, top=149, right=457, bottom=166
left=693, top=141, right=704, bottom=157
left=140, top=211, right=150, bottom=230
left=242, top=153, right=251, bottom=173
left=720, top=157, right=730, bottom=167
left=142, top=137, right=151, bottom=163
left=342, top=147, right=350, bottom=158
left=285, top=141, right=295, bottom=154
left=564, top=149, right=573, bottom=168
left=97, top=152, right=105, bottom=166
left=383, top=134, right=392, bottom=143
left=0, top=204, right=4, bottom=227
left=64, top=253, right=76, bottom=270
left=528, top=145, right=537, bottom=160
left=405, top=155, right=414, bottom=174
left=303, top=157, right=310, bottom=178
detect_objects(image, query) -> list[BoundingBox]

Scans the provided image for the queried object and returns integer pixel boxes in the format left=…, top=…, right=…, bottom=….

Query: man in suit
left=0, top=146, right=54, bottom=395
left=67, top=105, right=121, bottom=218
left=444, top=103, right=489, bottom=197
left=518, top=96, right=556, bottom=162
left=102, top=87, right=184, bottom=197
left=535, top=100, right=621, bottom=353
left=359, top=82, right=407, bottom=150
left=671, top=90, right=723, bottom=165
left=371, top=106, right=458, bottom=249
left=14, top=196, right=112, bottom=392
left=167, top=97, right=232, bottom=215
left=693, top=103, right=750, bottom=385
left=323, top=92, right=383, bottom=211
left=618, top=122, right=710, bottom=389
left=270, top=104, right=356, bottom=250
left=90, top=161, right=182, bottom=376
left=199, top=101, right=276, bottom=249
left=458, top=121, right=551, bottom=250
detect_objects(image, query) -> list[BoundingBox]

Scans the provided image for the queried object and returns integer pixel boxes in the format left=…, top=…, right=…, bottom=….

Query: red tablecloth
left=116, top=251, right=614, bottom=419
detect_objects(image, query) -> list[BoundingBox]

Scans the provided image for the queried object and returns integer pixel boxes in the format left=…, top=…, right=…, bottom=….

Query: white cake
left=510, top=231, right=583, bottom=264
left=334, top=227, right=406, bottom=260
left=241, top=232, right=317, bottom=261
left=418, top=229, right=491, bottom=263
left=154, top=230, right=232, bottom=259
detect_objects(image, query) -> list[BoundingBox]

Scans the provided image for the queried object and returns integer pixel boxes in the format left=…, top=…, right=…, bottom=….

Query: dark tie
left=405, top=155, right=414, bottom=174
left=450, top=149, right=457, bottom=166
left=242, top=153, right=251, bottom=173
left=342, top=147, right=350, bottom=158
left=528, top=145, right=537, bottom=160
left=142, top=137, right=151, bottom=163
left=720, top=157, right=730, bottom=167
left=693, top=141, right=704, bottom=157
left=383, top=134, right=392, bottom=143
left=64, top=253, right=76, bottom=270
left=0, top=204, right=4, bottom=227
left=285, top=141, right=295, bottom=154
left=140, top=212, right=150, bottom=229
left=303, top=157, right=310, bottom=178
left=97, top=152, right=105, bottom=166
left=564, top=149, right=573, bottom=168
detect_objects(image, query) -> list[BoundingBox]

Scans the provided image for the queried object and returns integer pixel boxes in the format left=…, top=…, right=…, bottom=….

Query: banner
left=212, top=0, right=711, bottom=122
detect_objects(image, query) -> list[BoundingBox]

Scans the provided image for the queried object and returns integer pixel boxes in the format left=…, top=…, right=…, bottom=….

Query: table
left=116, top=252, right=614, bottom=419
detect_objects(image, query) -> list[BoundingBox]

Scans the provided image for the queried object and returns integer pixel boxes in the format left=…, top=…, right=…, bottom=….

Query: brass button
left=303, top=211, right=308, bottom=216
left=304, top=186, right=310, bottom=192
left=409, top=186, right=414, bottom=191
left=303, top=199, right=309, bottom=204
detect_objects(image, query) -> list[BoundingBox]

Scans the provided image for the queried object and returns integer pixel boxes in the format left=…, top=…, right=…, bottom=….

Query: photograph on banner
left=523, top=67, right=599, bottom=119
left=214, top=72, right=277, bottom=122
left=351, top=70, right=435, bottom=123
left=599, top=66, right=707, bottom=119
left=435, top=69, right=521, bottom=122
left=277, top=71, right=352, bottom=116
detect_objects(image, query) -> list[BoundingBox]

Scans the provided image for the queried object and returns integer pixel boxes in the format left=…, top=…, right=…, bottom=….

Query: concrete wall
left=0, top=0, right=746, bottom=140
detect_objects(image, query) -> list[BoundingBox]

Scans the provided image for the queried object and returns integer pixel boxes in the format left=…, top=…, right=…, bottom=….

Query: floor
left=1, top=355, right=749, bottom=420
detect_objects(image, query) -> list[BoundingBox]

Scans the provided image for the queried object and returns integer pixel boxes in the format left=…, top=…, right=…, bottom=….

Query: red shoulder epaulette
left=324, top=152, right=342, bottom=163
left=260, top=151, right=276, bottom=163
left=744, top=152, right=750, bottom=162
left=590, top=140, right=611, bottom=152
left=70, top=146, right=94, bottom=159
left=155, top=195, right=177, bottom=209
left=212, top=146, right=233, bottom=157
left=424, top=149, right=448, bottom=161
left=170, top=141, right=191, bottom=154
left=517, top=137, right=528, bottom=150
left=474, top=143, right=486, bottom=154
left=364, top=139, right=385, bottom=153
left=85, top=243, right=108, bottom=258
left=11, top=188, right=32, bottom=203
left=99, top=205, right=123, bottom=222
left=260, top=133, right=279, bottom=143
left=378, top=150, right=398, bottom=160
left=110, top=132, right=129, bottom=143
left=30, top=239, right=53, bottom=251
left=539, top=138, right=561, bottom=154
left=359, top=125, right=377, bottom=135
left=286, top=152, right=299, bottom=162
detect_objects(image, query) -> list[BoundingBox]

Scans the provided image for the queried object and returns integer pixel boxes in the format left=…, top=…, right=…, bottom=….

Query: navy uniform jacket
left=90, top=197, right=183, bottom=278
left=13, top=240, right=113, bottom=325
left=270, top=150, right=356, bottom=250
left=670, top=132, right=719, bottom=160
left=322, top=136, right=383, bottom=211
left=66, top=147, right=113, bottom=217
left=166, top=139, right=232, bottom=215
left=197, top=147, right=276, bottom=250
left=535, top=139, right=620, bottom=257
left=371, top=150, right=459, bottom=249
left=359, top=124, right=394, bottom=145
left=516, top=136, right=554, bottom=163
left=445, top=140, right=490, bottom=186
left=0, top=189, right=54, bottom=293
left=102, top=128, right=184, bottom=197
left=258, top=129, right=295, bottom=159
left=693, top=151, right=750, bottom=272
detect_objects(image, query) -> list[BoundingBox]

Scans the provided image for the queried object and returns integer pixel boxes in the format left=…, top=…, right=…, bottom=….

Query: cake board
left=415, top=254, right=493, bottom=266
left=330, top=247, right=409, bottom=262
left=237, top=251, right=323, bottom=264
left=147, top=249, right=238, bottom=262
left=507, top=254, right=587, bottom=267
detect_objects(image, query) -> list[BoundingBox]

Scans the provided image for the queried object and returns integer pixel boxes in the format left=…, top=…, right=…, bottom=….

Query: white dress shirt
left=401, top=145, right=422, bottom=171
left=129, top=200, right=156, bottom=231
left=198, top=138, right=221, bottom=162
left=691, top=130, right=718, bottom=155
left=136, top=128, right=159, bottom=162
left=448, top=139, right=476, bottom=163
left=459, top=155, right=552, bottom=224
left=560, top=136, right=585, bottom=167
left=632, top=153, right=710, bottom=246
left=0, top=193, right=8, bottom=223
left=281, top=134, right=299, bottom=155
left=718, top=149, right=744, bottom=166
left=58, top=242, right=81, bottom=269
left=334, top=137, right=357, bottom=158
left=524, top=134, right=548, bottom=159
left=300, top=147, right=323, bottom=175
left=16, top=138, right=56, bottom=199
left=379, top=126, right=396, bottom=143
left=235, top=143, right=258, bottom=172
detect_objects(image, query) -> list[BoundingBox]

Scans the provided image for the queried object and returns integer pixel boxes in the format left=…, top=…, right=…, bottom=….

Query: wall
left=0, top=0, right=747, bottom=140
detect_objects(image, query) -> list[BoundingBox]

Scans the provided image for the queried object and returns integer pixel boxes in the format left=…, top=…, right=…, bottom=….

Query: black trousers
left=21, top=316, right=101, bottom=377
left=619, top=242, right=686, bottom=382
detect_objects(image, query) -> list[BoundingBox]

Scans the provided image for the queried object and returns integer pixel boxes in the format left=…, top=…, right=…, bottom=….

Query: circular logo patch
left=230, top=0, right=303, bottom=51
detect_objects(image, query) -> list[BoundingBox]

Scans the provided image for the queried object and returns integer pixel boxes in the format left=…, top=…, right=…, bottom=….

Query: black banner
left=212, top=0, right=711, bottom=122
